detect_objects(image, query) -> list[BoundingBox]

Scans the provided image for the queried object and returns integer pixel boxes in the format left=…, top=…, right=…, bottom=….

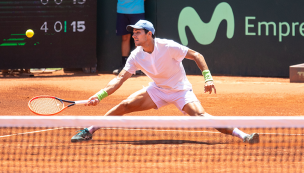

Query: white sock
left=232, top=128, right=248, bottom=140
left=87, top=126, right=100, bottom=134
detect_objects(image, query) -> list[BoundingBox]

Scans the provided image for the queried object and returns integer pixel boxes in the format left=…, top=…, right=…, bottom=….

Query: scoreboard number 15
left=41, top=21, right=86, bottom=32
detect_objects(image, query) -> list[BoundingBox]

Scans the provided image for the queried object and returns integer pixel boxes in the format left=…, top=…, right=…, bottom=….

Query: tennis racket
left=28, top=95, right=89, bottom=115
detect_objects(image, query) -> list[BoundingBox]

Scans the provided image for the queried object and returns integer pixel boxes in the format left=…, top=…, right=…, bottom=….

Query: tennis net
left=0, top=116, right=303, bottom=173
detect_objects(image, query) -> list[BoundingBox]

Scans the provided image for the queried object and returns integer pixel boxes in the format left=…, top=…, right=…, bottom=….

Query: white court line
left=1, top=127, right=303, bottom=138
left=260, top=133, right=304, bottom=136
left=0, top=127, right=220, bottom=138
left=0, top=127, right=65, bottom=138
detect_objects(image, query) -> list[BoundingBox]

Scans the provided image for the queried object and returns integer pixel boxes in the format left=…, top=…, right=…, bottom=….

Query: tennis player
left=71, top=20, right=259, bottom=144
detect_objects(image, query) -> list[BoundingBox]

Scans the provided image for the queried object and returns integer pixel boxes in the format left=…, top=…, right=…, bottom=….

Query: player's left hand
left=204, top=81, right=216, bottom=94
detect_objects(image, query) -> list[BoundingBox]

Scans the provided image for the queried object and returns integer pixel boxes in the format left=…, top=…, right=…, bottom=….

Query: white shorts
left=146, top=85, right=200, bottom=114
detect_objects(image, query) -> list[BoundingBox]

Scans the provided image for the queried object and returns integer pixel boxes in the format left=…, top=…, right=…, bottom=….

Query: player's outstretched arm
left=184, top=49, right=216, bottom=94
left=86, top=70, right=132, bottom=106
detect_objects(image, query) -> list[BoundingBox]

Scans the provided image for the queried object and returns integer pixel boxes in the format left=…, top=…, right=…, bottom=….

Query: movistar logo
left=178, top=2, right=235, bottom=46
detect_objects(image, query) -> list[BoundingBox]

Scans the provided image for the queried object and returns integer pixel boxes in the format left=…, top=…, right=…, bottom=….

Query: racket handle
left=74, top=100, right=89, bottom=105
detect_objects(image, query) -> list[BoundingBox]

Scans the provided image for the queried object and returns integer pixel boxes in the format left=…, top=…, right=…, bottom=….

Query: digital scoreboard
left=0, top=0, right=97, bottom=69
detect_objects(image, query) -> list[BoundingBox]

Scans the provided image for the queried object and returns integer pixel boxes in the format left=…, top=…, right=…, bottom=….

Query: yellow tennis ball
left=26, top=29, right=34, bottom=38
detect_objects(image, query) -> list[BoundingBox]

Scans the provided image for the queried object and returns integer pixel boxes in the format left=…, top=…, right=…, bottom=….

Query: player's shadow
left=93, top=139, right=224, bottom=145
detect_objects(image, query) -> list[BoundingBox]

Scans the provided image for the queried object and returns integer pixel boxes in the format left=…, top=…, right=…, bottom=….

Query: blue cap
left=126, top=20, right=155, bottom=35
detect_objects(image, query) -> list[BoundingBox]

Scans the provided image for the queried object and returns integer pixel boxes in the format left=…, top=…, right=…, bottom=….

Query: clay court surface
left=0, top=72, right=304, bottom=172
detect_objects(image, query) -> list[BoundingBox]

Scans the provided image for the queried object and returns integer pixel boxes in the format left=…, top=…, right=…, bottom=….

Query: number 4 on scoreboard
left=41, top=22, right=49, bottom=32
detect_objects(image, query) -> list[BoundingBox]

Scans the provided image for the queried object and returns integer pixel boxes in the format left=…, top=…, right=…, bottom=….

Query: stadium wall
left=97, top=0, right=304, bottom=77
left=96, top=0, right=157, bottom=73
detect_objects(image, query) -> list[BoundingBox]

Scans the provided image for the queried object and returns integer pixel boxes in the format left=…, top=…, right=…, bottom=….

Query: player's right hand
left=204, top=81, right=216, bottom=94
left=85, top=96, right=99, bottom=106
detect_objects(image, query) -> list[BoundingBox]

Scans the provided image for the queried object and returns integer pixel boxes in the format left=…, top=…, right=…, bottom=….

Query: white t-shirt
left=124, top=38, right=192, bottom=92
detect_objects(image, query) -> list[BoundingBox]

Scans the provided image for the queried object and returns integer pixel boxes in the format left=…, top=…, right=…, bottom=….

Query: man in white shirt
left=71, top=20, right=259, bottom=144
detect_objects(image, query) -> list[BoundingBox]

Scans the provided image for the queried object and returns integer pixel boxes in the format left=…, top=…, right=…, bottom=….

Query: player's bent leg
left=182, top=102, right=234, bottom=134
left=71, top=89, right=157, bottom=142
left=182, top=101, right=205, bottom=116
left=105, top=88, right=157, bottom=116
left=182, top=102, right=259, bottom=144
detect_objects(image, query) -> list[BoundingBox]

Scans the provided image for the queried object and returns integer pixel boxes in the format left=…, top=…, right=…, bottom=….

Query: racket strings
left=29, top=98, right=64, bottom=115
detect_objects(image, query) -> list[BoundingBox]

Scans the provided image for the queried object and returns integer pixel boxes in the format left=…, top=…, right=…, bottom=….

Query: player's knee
left=118, top=100, right=129, bottom=111
left=119, top=99, right=135, bottom=113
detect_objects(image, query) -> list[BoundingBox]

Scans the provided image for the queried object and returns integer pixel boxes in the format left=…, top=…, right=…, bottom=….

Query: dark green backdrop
left=97, top=0, right=304, bottom=77
left=97, top=0, right=156, bottom=73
